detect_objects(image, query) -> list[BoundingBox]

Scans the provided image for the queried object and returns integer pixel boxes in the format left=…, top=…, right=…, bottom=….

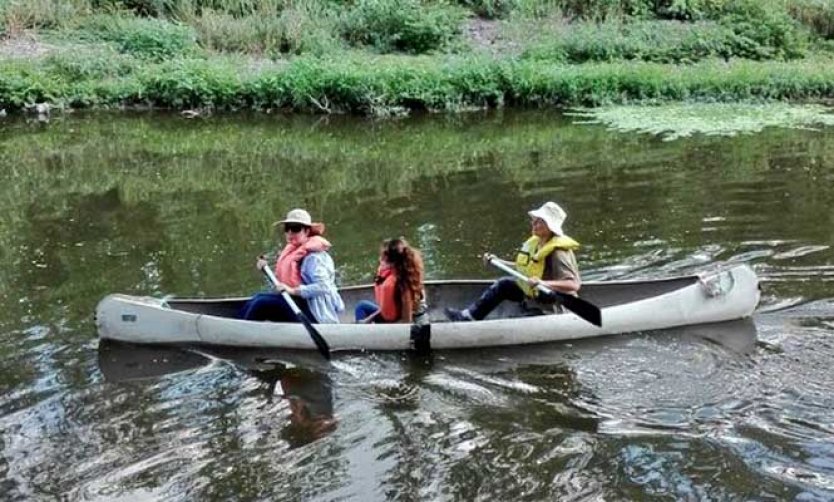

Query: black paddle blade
left=556, top=292, right=602, bottom=327
left=298, top=312, right=331, bottom=360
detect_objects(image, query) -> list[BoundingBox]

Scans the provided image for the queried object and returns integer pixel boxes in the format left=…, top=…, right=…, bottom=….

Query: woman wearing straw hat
left=240, top=208, right=345, bottom=324
left=445, top=201, right=581, bottom=322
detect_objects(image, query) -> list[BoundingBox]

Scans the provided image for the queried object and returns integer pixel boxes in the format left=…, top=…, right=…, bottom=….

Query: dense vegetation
left=1, top=0, right=834, bottom=115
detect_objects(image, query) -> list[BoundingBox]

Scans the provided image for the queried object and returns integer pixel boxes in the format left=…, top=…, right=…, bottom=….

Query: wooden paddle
left=261, top=265, right=331, bottom=360
left=487, top=255, right=602, bottom=327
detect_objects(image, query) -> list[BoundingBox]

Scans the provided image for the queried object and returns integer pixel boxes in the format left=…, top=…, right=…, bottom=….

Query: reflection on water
left=91, top=321, right=766, bottom=498
left=99, top=341, right=339, bottom=448
left=98, top=341, right=211, bottom=382
left=203, top=346, right=338, bottom=448
left=1, top=109, right=834, bottom=499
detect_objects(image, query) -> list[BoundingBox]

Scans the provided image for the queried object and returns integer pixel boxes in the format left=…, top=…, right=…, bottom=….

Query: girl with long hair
left=355, top=238, right=426, bottom=324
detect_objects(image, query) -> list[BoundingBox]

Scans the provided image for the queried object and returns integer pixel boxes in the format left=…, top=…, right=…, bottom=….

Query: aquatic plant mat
left=571, top=103, right=834, bottom=140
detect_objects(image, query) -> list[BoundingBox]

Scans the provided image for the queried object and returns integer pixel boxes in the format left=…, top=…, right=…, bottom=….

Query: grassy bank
left=4, top=54, right=834, bottom=114
left=2, top=0, right=834, bottom=115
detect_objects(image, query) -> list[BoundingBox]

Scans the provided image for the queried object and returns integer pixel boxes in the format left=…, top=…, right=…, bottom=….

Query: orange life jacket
left=374, top=265, right=400, bottom=322
left=274, top=236, right=331, bottom=287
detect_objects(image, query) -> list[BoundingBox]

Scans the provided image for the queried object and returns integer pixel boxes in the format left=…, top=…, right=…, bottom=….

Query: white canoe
left=95, top=264, right=760, bottom=352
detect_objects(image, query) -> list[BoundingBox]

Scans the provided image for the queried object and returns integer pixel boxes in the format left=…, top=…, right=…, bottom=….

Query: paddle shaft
left=487, top=256, right=602, bottom=327
left=262, top=265, right=331, bottom=360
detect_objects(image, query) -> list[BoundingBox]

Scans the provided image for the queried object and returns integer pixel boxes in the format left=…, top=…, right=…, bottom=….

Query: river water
left=1, top=110, right=833, bottom=500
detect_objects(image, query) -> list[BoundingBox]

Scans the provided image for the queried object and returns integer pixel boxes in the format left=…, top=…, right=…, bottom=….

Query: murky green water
left=1, top=109, right=833, bottom=500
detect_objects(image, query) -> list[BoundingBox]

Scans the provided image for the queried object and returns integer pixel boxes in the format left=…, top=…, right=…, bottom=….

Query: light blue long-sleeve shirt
left=296, top=251, right=345, bottom=324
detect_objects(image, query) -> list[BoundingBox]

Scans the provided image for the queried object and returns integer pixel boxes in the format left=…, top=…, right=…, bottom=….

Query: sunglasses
left=284, top=223, right=307, bottom=234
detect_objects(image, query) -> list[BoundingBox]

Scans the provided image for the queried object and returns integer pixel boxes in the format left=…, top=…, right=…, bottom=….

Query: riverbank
left=2, top=0, right=834, bottom=116
left=4, top=53, right=834, bottom=116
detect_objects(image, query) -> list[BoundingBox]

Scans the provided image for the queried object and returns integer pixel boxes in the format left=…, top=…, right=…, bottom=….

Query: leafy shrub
left=342, top=0, right=465, bottom=54
left=75, top=14, right=198, bottom=60
left=138, top=58, right=243, bottom=108
left=0, top=60, right=64, bottom=109
left=43, top=48, right=141, bottom=80
left=719, top=0, right=807, bottom=59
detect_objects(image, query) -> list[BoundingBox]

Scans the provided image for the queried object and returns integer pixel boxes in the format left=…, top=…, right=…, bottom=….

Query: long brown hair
left=382, top=238, right=424, bottom=312
left=307, top=222, right=326, bottom=236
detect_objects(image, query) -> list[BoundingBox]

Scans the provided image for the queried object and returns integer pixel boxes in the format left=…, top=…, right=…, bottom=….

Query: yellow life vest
left=514, top=235, right=580, bottom=297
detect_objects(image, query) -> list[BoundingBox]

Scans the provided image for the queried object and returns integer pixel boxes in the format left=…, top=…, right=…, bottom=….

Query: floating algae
left=570, top=103, right=834, bottom=141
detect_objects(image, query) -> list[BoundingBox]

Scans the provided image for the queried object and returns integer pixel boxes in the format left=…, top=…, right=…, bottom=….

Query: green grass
left=520, top=21, right=744, bottom=63
left=3, top=0, right=834, bottom=114
left=69, top=14, right=199, bottom=60
left=3, top=52, right=834, bottom=114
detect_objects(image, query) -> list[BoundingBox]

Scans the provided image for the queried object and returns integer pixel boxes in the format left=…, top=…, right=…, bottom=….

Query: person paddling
left=445, top=201, right=581, bottom=322
left=355, top=238, right=427, bottom=324
left=240, top=208, right=344, bottom=323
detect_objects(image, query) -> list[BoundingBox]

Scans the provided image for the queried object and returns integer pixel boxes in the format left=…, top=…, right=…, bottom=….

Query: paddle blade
left=556, top=292, right=602, bottom=327
left=297, top=311, right=331, bottom=360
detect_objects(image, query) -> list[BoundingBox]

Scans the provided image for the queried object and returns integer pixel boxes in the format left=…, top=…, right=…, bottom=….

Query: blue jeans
left=467, top=276, right=557, bottom=320
left=354, top=300, right=381, bottom=323
left=239, top=292, right=316, bottom=323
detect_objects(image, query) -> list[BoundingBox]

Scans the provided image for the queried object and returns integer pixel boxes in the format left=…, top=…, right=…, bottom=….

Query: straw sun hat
left=274, top=208, right=313, bottom=227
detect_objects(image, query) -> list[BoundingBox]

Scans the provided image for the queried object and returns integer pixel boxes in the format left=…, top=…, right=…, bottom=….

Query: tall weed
left=92, top=0, right=290, bottom=18
left=186, top=1, right=340, bottom=55
left=272, top=0, right=342, bottom=55
left=557, top=0, right=651, bottom=20
left=788, top=0, right=834, bottom=39
left=1, top=0, right=92, bottom=35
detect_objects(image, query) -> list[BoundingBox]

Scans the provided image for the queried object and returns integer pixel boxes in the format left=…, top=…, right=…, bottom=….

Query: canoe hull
left=96, top=264, right=760, bottom=351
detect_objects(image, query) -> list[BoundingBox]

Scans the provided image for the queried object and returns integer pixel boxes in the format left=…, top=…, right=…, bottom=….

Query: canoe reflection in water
left=97, top=341, right=337, bottom=447
left=97, top=340, right=211, bottom=382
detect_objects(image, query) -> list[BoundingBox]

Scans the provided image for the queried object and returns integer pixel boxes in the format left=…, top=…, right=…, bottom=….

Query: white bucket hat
left=528, top=201, right=567, bottom=236
left=274, top=208, right=313, bottom=227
